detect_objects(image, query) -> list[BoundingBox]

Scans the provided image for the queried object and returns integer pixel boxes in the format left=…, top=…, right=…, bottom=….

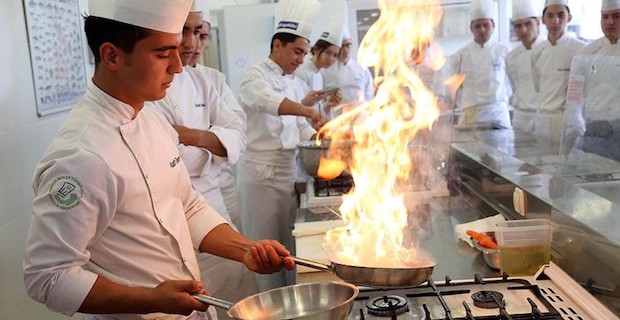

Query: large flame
left=318, top=0, right=459, bottom=268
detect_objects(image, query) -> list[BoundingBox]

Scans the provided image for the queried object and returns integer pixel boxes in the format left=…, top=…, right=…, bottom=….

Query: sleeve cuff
left=188, top=206, right=228, bottom=250
left=46, top=268, right=98, bottom=316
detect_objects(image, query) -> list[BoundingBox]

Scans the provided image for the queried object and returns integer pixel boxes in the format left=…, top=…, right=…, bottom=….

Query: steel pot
left=290, top=256, right=435, bottom=288
left=193, top=281, right=358, bottom=320
left=297, top=140, right=353, bottom=180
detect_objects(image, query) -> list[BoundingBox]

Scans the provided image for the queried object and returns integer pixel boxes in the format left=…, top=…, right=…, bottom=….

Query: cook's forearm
left=176, top=127, right=227, bottom=157
left=79, top=276, right=152, bottom=314
left=199, top=224, right=253, bottom=262
left=278, top=98, right=315, bottom=117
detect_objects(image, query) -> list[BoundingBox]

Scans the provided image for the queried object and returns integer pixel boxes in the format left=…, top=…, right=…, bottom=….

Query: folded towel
left=454, top=214, right=506, bottom=247
left=292, top=219, right=345, bottom=237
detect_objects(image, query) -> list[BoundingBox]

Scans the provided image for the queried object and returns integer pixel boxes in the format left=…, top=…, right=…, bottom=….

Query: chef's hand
left=323, top=90, right=342, bottom=114
left=302, top=90, right=328, bottom=106
left=243, top=240, right=295, bottom=274
left=150, top=280, right=210, bottom=315
left=307, top=108, right=328, bottom=130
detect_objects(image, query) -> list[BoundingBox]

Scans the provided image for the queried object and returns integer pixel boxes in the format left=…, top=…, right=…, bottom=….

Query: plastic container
left=495, top=219, right=552, bottom=276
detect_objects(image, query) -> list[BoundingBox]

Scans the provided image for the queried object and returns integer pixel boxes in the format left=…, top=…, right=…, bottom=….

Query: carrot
left=479, top=237, right=498, bottom=249
left=466, top=230, right=485, bottom=242
left=466, top=230, right=498, bottom=249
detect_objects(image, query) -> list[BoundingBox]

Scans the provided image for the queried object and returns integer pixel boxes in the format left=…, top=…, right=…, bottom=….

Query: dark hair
left=270, top=32, right=303, bottom=52
left=310, top=39, right=336, bottom=57
left=84, top=15, right=152, bottom=66
left=542, top=5, right=570, bottom=16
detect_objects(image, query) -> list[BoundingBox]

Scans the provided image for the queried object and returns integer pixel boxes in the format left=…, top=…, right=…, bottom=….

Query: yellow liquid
left=498, top=245, right=550, bottom=276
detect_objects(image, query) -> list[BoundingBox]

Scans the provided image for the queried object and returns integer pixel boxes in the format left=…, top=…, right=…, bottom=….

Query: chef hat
left=190, top=0, right=201, bottom=12
left=544, top=0, right=569, bottom=8
left=512, top=0, right=539, bottom=21
left=89, top=0, right=193, bottom=34
left=470, top=0, right=494, bottom=21
left=319, top=17, right=345, bottom=46
left=602, top=0, right=620, bottom=11
left=342, top=27, right=352, bottom=40
left=201, top=0, right=212, bottom=24
left=274, top=0, right=321, bottom=39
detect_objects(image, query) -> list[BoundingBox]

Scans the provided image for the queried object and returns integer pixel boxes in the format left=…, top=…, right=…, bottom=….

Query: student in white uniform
left=150, top=2, right=258, bottom=319
left=294, top=17, right=343, bottom=114
left=569, top=0, right=620, bottom=161
left=190, top=2, right=246, bottom=236
left=507, top=0, right=545, bottom=133
left=451, top=0, right=511, bottom=129
left=237, top=0, right=325, bottom=291
left=321, top=28, right=375, bottom=119
left=580, top=0, right=620, bottom=55
left=531, top=0, right=585, bottom=142
left=23, top=1, right=294, bottom=319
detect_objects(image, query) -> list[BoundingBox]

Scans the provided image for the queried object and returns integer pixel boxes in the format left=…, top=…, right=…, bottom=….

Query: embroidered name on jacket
left=278, top=21, right=299, bottom=30
left=169, top=156, right=181, bottom=168
left=195, top=103, right=206, bottom=108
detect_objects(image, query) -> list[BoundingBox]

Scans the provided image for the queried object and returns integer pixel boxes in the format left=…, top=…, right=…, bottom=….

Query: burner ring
left=365, top=295, right=409, bottom=316
left=471, top=290, right=505, bottom=309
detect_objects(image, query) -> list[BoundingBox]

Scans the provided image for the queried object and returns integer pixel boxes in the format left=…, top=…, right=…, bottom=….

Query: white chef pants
left=237, top=155, right=298, bottom=292
left=512, top=108, right=537, bottom=133
left=535, top=111, right=565, bottom=143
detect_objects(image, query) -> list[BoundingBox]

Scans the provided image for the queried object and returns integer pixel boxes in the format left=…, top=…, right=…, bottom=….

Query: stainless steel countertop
left=295, top=196, right=500, bottom=281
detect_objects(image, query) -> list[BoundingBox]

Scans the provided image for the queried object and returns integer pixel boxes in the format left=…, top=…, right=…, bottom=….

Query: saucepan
left=297, top=139, right=354, bottom=180
left=290, top=256, right=435, bottom=288
left=193, top=281, right=358, bottom=320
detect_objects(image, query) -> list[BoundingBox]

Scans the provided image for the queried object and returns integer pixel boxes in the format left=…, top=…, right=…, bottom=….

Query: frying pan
left=193, top=281, right=358, bottom=320
left=290, top=256, right=435, bottom=288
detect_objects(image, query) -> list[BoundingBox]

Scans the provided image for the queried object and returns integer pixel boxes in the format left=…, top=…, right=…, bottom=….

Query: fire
left=318, top=0, right=458, bottom=268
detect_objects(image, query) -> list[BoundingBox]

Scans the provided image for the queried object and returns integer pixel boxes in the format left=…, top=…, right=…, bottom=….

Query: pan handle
left=289, top=256, right=333, bottom=272
left=193, top=294, right=234, bottom=310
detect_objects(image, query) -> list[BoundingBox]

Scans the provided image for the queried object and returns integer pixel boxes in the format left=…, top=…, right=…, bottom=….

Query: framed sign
left=24, top=0, right=87, bottom=117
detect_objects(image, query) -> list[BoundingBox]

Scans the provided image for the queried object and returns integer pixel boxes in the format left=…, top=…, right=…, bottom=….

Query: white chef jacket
left=507, top=36, right=545, bottom=132
left=150, top=66, right=245, bottom=218
left=507, top=36, right=545, bottom=112
left=532, top=34, right=586, bottom=113
left=580, top=36, right=620, bottom=56
left=451, top=40, right=512, bottom=129
left=24, top=82, right=227, bottom=319
left=321, top=58, right=374, bottom=118
left=238, top=58, right=316, bottom=154
left=295, top=59, right=323, bottom=92
left=194, top=64, right=246, bottom=232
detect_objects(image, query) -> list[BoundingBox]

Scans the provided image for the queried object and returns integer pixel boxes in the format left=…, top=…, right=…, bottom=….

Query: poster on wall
left=24, top=0, right=87, bottom=117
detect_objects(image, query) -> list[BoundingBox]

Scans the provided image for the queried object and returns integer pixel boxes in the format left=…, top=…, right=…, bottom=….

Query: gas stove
left=347, top=264, right=616, bottom=319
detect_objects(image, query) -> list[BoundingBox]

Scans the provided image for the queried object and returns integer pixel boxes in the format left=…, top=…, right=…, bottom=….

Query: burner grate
left=350, top=275, right=566, bottom=319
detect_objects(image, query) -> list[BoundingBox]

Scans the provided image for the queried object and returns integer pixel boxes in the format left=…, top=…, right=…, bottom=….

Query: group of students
left=22, top=0, right=620, bottom=319
left=452, top=0, right=620, bottom=145
left=22, top=0, right=373, bottom=319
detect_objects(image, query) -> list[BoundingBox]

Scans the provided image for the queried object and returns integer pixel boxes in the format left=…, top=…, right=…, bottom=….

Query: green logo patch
left=49, top=175, right=84, bottom=210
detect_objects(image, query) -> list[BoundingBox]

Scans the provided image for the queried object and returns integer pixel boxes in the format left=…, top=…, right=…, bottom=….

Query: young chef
left=321, top=27, right=375, bottom=119
left=189, top=0, right=246, bottom=237
left=236, top=0, right=326, bottom=291
left=580, top=0, right=620, bottom=55
left=293, top=17, right=344, bottom=115
left=566, top=0, right=620, bottom=161
left=23, top=0, right=293, bottom=319
left=149, top=1, right=258, bottom=319
left=507, top=0, right=545, bottom=133
left=531, top=0, right=585, bottom=142
left=451, top=0, right=512, bottom=129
